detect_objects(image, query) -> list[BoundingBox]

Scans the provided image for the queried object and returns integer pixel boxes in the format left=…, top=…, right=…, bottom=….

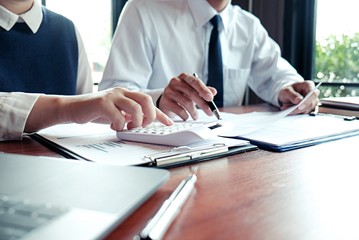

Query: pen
left=136, top=174, right=197, bottom=240
left=145, top=144, right=228, bottom=167
left=193, top=73, right=222, bottom=120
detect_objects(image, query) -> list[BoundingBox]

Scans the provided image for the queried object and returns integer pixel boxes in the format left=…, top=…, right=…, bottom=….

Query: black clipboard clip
left=144, top=143, right=229, bottom=167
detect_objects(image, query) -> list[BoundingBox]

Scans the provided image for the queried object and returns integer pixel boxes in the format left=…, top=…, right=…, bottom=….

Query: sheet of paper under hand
left=198, top=82, right=322, bottom=137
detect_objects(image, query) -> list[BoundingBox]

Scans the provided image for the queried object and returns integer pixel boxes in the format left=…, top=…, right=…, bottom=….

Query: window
left=45, top=0, right=112, bottom=85
left=315, top=0, right=359, bottom=98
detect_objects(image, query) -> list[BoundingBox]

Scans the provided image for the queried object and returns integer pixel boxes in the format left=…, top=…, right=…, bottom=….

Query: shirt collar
left=187, top=0, right=231, bottom=31
left=0, top=0, right=43, bottom=33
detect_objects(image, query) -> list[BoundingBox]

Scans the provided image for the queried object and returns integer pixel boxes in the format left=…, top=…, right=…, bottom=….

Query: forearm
left=25, top=95, right=68, bottom=132
left=25, top=89, right=173, bottom=134
left=250, top=22, right=304, bottom=106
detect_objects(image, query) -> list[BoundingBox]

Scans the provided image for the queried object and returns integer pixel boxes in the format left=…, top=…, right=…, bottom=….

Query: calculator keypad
left=126, top=122, right=201, bottom=135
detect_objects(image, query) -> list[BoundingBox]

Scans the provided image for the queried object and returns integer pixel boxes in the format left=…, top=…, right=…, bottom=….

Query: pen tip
left=213, top=111, right=221, bottom=120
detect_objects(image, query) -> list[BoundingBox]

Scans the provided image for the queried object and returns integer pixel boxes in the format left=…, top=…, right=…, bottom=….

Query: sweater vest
left=0, top=7, right=78, bottom=95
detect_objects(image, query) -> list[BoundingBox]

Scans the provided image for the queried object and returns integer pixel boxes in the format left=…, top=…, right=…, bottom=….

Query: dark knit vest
left=0, top=7, right=78, bottom=94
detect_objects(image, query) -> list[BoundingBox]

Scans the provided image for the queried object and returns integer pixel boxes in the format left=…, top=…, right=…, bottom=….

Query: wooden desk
left=1, top=105, right=359, bottom=240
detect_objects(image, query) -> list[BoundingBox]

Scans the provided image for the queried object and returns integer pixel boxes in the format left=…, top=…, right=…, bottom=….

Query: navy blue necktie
left=207, top=15, right=224, bottom=107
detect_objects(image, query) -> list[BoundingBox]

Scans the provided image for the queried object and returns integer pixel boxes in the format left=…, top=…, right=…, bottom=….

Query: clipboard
left=232, top=113, right=359, bottom=152
left=29, top=123, right=258, bottom=168
left=142, top=143, right=258, bottom=168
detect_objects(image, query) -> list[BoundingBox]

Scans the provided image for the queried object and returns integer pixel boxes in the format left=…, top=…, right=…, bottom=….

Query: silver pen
left=136, top=174, right=197, bottom=240
left=193, top=73, right=222, bottom=120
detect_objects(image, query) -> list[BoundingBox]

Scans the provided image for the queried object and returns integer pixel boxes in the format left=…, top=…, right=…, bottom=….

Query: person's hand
left=278, top=81, right=320, bottom=115
left=25, top=88, right=173, bottom=133
left=64, top=88, right=173, bottom=131
left=158, top=73, right=217, bottom=120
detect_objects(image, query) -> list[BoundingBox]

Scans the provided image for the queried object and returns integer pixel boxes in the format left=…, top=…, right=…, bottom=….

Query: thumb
left=282, top=87, right=303, bottom=106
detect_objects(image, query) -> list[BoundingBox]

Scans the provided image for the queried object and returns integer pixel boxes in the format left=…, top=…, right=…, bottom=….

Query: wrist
left=156, top=94, right=163, bottom=108
left=25, top=95, right=68, bottom=132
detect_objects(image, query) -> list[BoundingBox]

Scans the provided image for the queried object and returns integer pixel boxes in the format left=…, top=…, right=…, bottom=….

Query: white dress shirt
left=0, top=0, right=93, bottom=141
left=100, top=0, right=303, bottom=107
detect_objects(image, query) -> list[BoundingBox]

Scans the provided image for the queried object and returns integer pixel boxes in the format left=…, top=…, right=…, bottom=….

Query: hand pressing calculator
left=116, top=121, right=227, bottom=146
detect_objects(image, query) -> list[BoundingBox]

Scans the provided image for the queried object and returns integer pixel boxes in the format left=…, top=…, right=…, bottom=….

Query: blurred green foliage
left=315, top=33, right=359, bottom=98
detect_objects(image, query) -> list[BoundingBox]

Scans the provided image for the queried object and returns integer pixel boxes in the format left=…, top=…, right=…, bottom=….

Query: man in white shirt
left=100, top=0, right=319, bottom=120
left=0, top=0, right=172, bottom=141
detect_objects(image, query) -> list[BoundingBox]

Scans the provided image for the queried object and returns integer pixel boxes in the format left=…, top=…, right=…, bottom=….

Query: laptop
left=0, top=153, right=169, bottom=240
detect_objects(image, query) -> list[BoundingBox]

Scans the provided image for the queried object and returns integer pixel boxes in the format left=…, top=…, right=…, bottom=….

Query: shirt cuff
left=0, top=92, right=41, bottom=141
left=142, top=89, right=164, bottom=106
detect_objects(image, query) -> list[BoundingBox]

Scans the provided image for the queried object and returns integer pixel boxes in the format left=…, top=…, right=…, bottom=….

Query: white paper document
left=195, top=81, right=359, bottom=151
left=234, top=114, right=359, bottom=151
left=33, top=123, right=250, bottom=166
left=32, top=81, right=329, bottom=157
left=198, top=81, right=322, bottom=136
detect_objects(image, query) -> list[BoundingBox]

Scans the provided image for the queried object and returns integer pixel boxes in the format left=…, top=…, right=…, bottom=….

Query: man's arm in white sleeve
left=99, top=1, right=156, bottom=97
left=248, top=19, right=303, bottom=107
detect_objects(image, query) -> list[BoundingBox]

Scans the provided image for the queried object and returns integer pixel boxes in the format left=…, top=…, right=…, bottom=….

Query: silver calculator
left=116, top=121, right=226, bottom=146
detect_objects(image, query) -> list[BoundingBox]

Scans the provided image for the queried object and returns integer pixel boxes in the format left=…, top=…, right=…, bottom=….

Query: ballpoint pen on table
left=193, top=73, right=222, bottom=120
left=135, top=174, right=197, bottom=240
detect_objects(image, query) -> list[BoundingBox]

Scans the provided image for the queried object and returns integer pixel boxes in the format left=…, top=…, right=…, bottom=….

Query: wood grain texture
left=1, top=105, right=358, bottom=240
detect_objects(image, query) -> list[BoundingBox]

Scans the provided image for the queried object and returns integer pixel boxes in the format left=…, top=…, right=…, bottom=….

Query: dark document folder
left=232, top=114, right=359, bottom=152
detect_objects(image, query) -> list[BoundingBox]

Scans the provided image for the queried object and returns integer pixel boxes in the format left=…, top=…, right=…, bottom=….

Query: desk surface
left=1, top=104, right=359, bottom=240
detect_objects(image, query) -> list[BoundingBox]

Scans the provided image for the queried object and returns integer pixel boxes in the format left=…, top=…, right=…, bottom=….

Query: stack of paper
left=319, top=97, right=359, bottom=118
left=218, top=112, right=359, bottom=151
left=31, top=123, right=255, bottom=167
